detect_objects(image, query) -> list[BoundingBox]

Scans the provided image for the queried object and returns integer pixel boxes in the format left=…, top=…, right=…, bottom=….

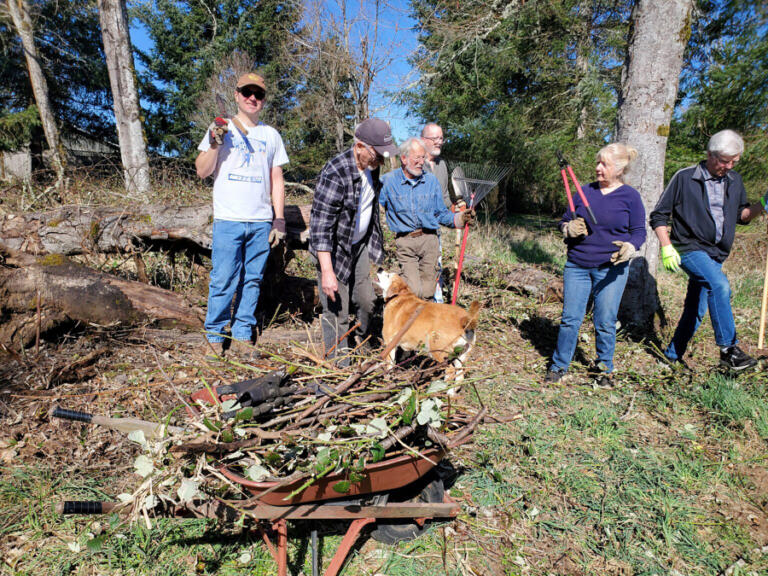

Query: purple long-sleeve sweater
left=561, top=182, right=646, bottom=268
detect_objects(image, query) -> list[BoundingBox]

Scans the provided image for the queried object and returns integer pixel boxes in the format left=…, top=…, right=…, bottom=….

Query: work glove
left=610, top=241, right=635, bottom=265
left=268, top=218, right=286, bottom=248
left=454, top=208, right=476, bottom=228
left=562, top=217, right=588, bottom=239
left=208, top=118, right=228, bottom=146
left=661, top=244, right=681, bottom=272
left=455, top=199, right=467, bottom=210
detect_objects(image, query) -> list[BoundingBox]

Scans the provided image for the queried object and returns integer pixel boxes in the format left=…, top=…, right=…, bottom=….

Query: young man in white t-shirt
left=195, top=73, right=289, bottom=352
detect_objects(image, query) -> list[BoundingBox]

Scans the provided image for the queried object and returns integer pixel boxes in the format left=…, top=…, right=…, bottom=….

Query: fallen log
left=0, top=203, right=311, bottom=256
left=0, top=246, right=203, bottom=347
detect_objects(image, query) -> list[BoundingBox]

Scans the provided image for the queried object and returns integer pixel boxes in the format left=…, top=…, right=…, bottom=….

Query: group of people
left=195, top=73, right=469, bottom=359
left=546, top=129, right=766, bottom=385
left=195, top=73, right=766, bottom=379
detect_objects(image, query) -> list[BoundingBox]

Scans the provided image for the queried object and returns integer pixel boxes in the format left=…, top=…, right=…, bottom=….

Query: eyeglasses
left=423, top=135, right=444, bottom=142
left=363, top=143, right=384, bottom=163
left=238, top=86, right=266, bottom=100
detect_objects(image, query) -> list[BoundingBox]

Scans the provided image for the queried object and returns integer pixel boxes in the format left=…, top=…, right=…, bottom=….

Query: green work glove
left=760, top=190, right=768, bottom=213
left=661, top=244, right=681, bottom=272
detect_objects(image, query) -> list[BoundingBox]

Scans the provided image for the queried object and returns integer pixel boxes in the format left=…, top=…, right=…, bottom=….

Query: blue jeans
left=664, top=250, right=737, bottom=361
left=205, top=220, right=271, bottom=343
left=551, top=260, right=630, bottom=373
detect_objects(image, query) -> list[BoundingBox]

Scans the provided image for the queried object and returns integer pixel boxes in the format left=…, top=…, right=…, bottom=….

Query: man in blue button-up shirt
left=380, top=137, right=475, bottom=299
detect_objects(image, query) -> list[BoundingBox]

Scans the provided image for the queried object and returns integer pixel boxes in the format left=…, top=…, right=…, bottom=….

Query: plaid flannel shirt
left=309, top=148, right=384, bottom=284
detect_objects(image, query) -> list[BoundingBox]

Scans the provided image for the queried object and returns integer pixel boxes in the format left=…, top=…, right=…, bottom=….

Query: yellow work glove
left=661, top=244, right=681, bottom=272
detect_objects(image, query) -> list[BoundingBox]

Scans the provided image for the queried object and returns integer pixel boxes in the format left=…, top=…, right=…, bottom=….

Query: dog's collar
left=383, top=291, right=403, bottom=303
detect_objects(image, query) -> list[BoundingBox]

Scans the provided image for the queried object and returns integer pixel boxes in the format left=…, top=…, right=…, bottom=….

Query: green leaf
left=265, top=452, right=281, bottom=466
left=235, top=407, right=254, bottom=422
left=86, top=534, right=106, bottom=552
left=349, top=471, right=364, bottom=483
left=332, top=481, right=351, bottom=494
left=202, top=417, right=221, bottom=432
left=353, top=455, right=366, bottom=472
left=402, top=394, right=417, bottom=425
left=371, top=443, right=385, bottom=462
left=221, top=429, right=235, bottom=443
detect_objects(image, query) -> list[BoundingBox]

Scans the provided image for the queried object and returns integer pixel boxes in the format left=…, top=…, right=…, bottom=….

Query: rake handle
left=451, top=221, right=471, bottom=305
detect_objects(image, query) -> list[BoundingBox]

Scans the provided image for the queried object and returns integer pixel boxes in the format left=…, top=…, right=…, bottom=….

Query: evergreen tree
left=0, top=0, right=113, bottom=146
left=133, top=0, right=301, bottom=155
left=407, top=0, right=632, bottom=213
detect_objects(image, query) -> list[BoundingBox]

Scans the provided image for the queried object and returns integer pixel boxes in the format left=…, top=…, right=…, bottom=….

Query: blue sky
left=129, top=0, right=422, bottom=142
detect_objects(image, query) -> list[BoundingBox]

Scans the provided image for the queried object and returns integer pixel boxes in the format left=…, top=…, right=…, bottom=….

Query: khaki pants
left=395, top=233, right=440, bottom=299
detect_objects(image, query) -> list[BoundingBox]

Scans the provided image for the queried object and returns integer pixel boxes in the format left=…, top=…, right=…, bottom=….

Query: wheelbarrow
left=58, top=449, right=459, bottom=576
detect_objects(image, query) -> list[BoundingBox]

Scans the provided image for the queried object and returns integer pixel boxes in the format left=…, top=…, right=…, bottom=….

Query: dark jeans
left=315, top=243, right=376, bottom=362
left=664, top=250, right=737, bottom=361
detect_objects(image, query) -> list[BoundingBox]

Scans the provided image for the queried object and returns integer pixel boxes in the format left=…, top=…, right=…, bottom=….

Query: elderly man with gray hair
left=651, top=129, right=768, bottom=371
left=379, top=137, right=475, bottom=299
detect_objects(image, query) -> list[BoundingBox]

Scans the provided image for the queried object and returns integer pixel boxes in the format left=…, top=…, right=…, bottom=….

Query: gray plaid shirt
left=309, top=148, right=384, bottom=284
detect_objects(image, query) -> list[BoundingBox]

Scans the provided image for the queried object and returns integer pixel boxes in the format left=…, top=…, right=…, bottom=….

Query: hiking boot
left=544, top=368, right=565, bottom=383
left=719, top=345, right=757, bottom=371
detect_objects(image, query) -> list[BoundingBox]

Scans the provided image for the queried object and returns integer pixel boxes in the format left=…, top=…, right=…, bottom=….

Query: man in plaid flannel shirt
left=310, top=118, right=398, bottom=362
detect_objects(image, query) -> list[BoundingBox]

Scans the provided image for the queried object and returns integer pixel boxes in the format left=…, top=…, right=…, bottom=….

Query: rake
left=449, top=162, right=511, bottom=305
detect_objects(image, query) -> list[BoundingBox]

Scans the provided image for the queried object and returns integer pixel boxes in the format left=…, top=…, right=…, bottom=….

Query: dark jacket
left=309, top=148, right=384, bottom=284
left=649, top=162, right=749, bottom=263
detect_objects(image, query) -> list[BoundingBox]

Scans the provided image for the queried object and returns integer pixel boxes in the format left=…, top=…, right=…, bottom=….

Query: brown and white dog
left=376, top=271, right=481, bottom=389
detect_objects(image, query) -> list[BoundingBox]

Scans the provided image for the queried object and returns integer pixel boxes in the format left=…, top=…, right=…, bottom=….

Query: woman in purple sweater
left=545, top=143, right=646, bottom=385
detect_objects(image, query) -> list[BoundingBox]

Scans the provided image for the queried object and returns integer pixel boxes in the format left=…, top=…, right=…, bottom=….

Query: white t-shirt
left=198, top=121, right=289, bottom=221
left=352, top=169, right=375, bottom=244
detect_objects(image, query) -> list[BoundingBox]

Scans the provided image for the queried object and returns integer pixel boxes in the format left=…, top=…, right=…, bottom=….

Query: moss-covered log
left=0, top=248, right=203, bottom=347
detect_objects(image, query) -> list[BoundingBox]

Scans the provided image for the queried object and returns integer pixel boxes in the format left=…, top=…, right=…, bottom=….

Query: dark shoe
left=719, top=346, right=757, bottom=371
left=594, top=373, right=613, bottom=388
left=544, top=368, right=565, bottom=383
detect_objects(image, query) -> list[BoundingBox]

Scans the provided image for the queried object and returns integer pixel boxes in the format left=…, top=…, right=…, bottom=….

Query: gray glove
left=610, top=241, right=635, bottom=264
left=455, top=208, right=476, bottom=228
left=268, top=218, right=286, bottom=248
left=563, top=217, right=588, bottom=239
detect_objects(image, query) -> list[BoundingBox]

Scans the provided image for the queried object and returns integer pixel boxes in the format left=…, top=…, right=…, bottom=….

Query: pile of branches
left=70, top=352, right=487, bottom=525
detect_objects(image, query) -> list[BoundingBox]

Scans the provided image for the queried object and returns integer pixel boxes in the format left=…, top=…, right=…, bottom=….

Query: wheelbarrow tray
left=219, top=447, right=446, bottom=506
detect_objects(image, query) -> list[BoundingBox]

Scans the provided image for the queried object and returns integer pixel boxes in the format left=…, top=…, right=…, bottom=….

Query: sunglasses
left=238, top=86, right=266, bottom=100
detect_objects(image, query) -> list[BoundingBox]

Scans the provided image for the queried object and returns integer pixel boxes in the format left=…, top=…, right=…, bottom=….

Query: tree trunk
left=7, top=0, right=65, bottom=189
left=0, top=249, right=203, bottom=348
left=0, top=204, right=311, bottom=256
left=616, top=0, right=694, bottom=329
left=97, top=0, right=151, bottom=197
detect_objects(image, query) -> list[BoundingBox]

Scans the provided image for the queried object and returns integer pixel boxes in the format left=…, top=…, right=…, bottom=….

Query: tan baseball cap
left=236, top=73, right=266, bottom=91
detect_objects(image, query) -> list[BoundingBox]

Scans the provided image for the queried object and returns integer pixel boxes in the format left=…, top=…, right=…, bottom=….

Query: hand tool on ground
left=449, top=162, right=511, bottom=305
left=52, top=407, right=184, bottom=438
left=556, top=150, right=597, bottom=225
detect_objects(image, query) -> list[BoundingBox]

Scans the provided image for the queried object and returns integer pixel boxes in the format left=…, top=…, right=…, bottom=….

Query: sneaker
left=719, top=346, right=757, bottom=371
left=544, top=368, right=565, bottom=383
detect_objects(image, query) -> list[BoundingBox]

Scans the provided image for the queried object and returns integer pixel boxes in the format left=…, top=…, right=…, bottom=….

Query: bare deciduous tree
left=6, top=0, right=65, bottom=190
left=97, top=0, right=151, bottom=197
left=616, top=0, right=695, bottom=328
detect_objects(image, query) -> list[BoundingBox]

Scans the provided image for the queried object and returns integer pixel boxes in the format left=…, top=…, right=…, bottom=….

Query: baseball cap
left=354, top=118, right=398, bottom=158
left=236, top=73, right=266, bottom=91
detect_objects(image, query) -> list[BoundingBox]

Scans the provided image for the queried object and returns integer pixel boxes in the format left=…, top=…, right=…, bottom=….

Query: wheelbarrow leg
left=273, top=519, right=288, bottom=576
left=311, top=528, right=319, bottom=576
left=324, top=518, right=376, bottom=576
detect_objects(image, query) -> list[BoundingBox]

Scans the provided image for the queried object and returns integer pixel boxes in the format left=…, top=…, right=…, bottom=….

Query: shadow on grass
left=508, top=238, right=560, bottom=267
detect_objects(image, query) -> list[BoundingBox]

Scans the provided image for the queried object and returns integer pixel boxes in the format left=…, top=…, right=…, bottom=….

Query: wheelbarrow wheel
left=370, top=474, right=445, bottom=544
